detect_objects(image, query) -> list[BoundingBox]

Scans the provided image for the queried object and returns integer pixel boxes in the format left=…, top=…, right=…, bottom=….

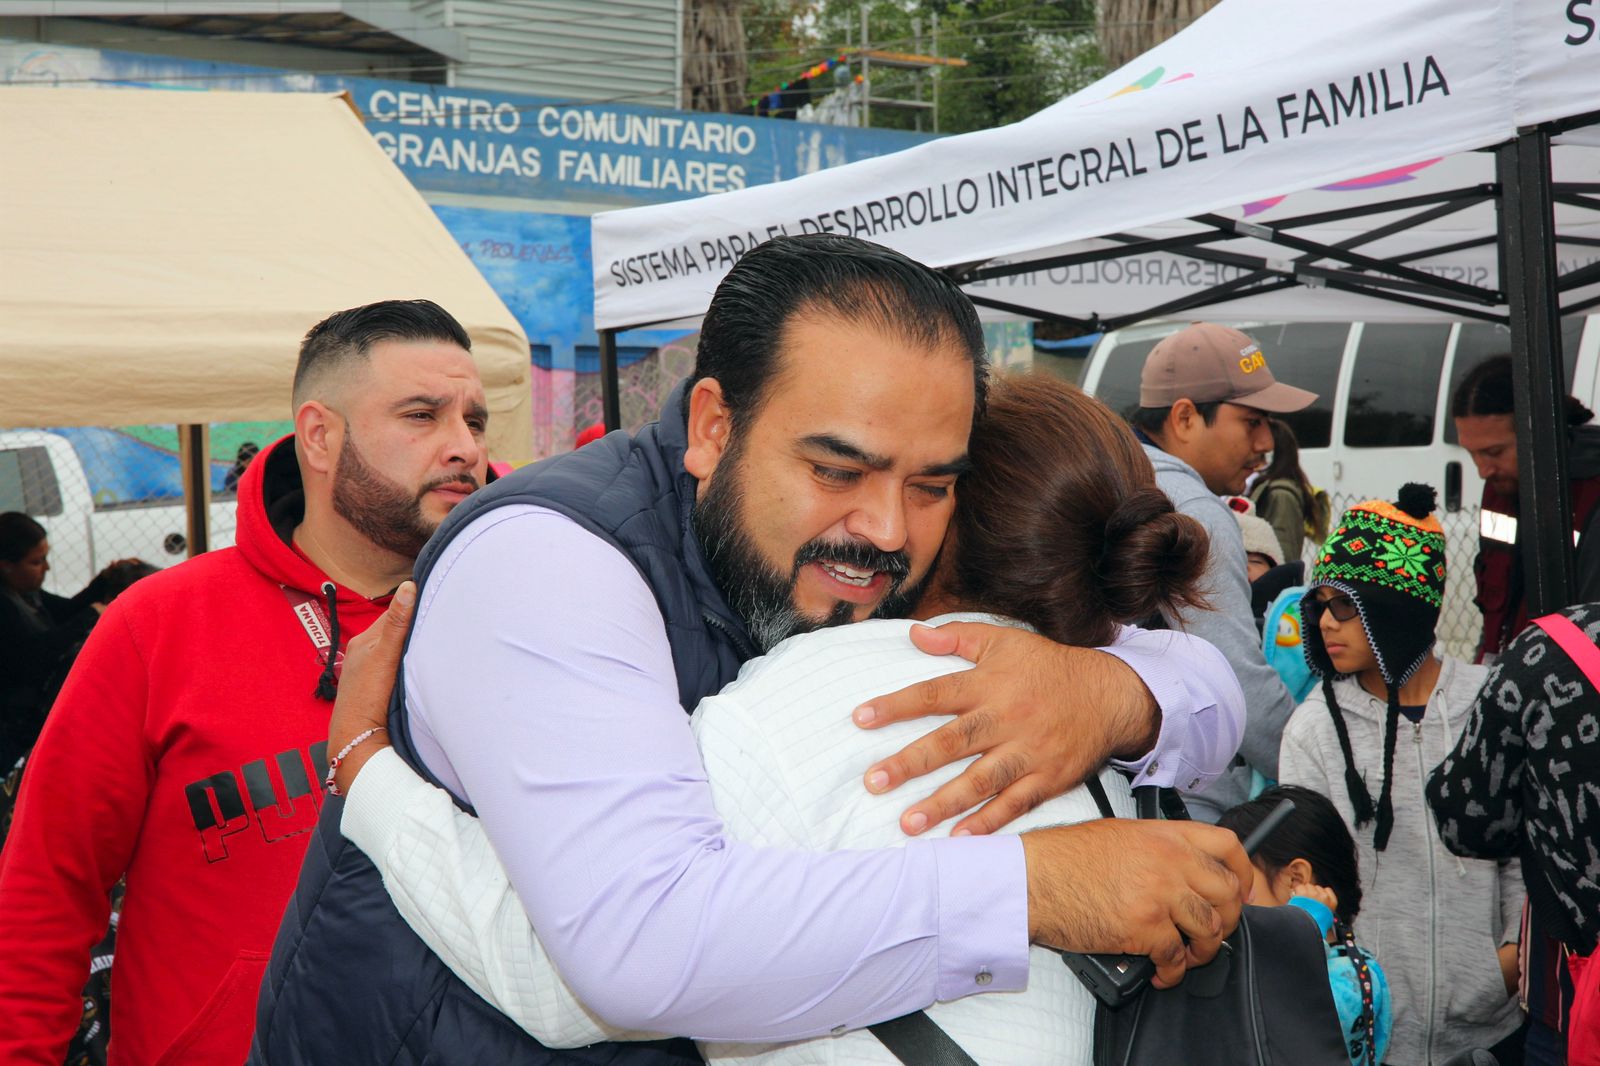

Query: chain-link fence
left=1311, top=491, right=1483, bottom=663
left=0, top=424, right=277, bottom=599
left=572, top=337, right=698, bottom=439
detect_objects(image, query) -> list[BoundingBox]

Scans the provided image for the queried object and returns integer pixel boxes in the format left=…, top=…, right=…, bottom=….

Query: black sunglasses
left=1306, top=595, right=1360, bottom=624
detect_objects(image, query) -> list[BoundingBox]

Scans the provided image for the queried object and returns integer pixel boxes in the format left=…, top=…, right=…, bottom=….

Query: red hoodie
left=0, top=436, right=390, bottom=1065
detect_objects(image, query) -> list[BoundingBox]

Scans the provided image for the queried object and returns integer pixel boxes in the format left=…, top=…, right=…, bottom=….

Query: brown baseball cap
left=1139, top=322, right=1318, bottom=413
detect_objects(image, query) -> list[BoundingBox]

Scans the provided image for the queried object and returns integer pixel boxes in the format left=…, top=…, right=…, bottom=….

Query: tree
left=935, top=0, right=1101, bottom=133
left=741, top=0, right=825, bottom=115
left=740, top=0, right=1104, bottom=134
left=684, top=0, right=749, bottom=112
left=1097, top=0, right=1218, bottom=72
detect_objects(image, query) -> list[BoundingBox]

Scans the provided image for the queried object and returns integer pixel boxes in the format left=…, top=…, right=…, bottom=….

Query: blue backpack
left=1263, top=585, right=1316, bottom=704
left=1249, top=586, right=1315, bottom=800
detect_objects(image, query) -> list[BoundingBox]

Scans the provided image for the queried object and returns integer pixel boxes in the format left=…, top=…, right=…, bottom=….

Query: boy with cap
left=1132, top=322, right=1317, bottom=820
left=1279, top=485, right=1525, bottom=1066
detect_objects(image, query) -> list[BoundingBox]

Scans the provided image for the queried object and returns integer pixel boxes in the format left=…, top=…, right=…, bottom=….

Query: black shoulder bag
left=869, top=784, right=1350, bottom=1066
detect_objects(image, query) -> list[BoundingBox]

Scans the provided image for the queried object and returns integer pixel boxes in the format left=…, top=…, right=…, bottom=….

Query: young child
left=1227, top=495, right=1285, bottom=583
left=1219, top=785, right=1392, bottom=1066
left=1279, top=484, right=1526, bottom=1066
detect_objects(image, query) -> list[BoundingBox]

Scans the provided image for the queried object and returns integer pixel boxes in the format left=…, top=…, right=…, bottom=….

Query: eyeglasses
left=1305, top=595, right=1360, bottom=624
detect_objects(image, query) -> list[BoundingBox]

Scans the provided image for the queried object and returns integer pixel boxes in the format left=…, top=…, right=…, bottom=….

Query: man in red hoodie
left=0, top=299, right=490, bottom=1065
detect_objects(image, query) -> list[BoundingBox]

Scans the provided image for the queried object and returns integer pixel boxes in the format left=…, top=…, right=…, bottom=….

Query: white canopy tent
left=0, top=88, right=534, bottom=549
left=958, top=143, right=1600, bottom=330
left=592, top=0, right=1599, bottom=330
left=588, top=0, right=1600, bottom=615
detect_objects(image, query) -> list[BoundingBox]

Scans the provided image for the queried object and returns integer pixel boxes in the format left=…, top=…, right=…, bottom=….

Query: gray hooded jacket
left=1142, top=442, right=1294, bottom=819
left=1280, top=658, right=1524, bottom=1066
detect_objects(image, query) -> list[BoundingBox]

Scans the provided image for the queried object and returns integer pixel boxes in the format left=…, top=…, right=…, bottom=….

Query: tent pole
left=1496, top=130, right=1573, bottom=617
left=177, top=423, right=211, bottom=558
left=599, top=329, right=622, bottom=433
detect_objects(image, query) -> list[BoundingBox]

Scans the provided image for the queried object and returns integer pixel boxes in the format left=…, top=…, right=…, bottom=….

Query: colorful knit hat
left=1300, top=483, right=1445, bottom=851
left=1302, top=483, right=1447, bottom=686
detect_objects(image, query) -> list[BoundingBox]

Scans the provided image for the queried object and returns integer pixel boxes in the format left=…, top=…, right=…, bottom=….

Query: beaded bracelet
left=323, top=726, right=387, bottom=797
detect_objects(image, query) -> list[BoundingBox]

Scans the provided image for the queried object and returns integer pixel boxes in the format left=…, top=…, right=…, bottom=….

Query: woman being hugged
left=325, top=373, right=1222, bottom=1066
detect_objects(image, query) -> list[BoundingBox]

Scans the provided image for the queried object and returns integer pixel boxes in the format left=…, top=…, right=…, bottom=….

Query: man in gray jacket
left=1131, top=322, right=1317, bottom=820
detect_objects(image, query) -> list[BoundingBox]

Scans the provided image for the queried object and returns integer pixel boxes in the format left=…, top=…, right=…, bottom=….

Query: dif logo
left=1568, top=0, right=1598, bottom=45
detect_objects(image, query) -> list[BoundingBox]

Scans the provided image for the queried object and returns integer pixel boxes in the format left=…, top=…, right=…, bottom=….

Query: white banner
left=1515, top=0, right=1600, bottom=130
left=593, top=0, right=1600, bottom=329
left=965, top=148, right=1600, bottom=324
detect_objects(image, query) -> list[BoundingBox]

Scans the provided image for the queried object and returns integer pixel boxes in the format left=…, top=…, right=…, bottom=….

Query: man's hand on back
left=325, top=581, right=413, bottom=795
left=1023, top=819, right=1252, bottom=989
left=853, top=622, right=1160, bottom=836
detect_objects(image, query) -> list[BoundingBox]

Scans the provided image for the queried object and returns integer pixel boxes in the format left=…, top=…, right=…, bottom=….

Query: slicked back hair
left=1452, top=352, right=1596, bottom=426
left=1451, top=354, right=1515, bottom=418
left=293, top=299, right=473, bottom=406
left=684, top=234, right=989, bottom=429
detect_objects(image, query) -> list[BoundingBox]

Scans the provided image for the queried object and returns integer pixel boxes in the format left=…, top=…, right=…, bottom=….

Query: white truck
left=0, top=428, right=238, bottom=598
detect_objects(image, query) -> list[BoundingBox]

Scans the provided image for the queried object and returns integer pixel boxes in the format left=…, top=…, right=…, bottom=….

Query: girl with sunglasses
left=1279, top=485, right=1526, bottom=1066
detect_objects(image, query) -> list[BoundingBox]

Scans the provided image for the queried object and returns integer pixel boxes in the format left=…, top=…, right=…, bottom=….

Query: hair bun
left=1102, top=488, right=1170, bottom=546
left=1096, top=489, right=1210, bottom=623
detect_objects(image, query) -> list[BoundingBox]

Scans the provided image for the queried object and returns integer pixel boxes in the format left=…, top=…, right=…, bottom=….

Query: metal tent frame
left=597, top=115, right=1600, bottom=620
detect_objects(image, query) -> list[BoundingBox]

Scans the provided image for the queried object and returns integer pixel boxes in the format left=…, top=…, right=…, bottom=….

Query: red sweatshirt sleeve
left=0, top=604, right=153, bottom=1064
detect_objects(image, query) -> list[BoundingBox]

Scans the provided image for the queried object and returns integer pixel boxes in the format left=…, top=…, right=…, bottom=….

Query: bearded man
left=253, top=237, right=1251, bottom=1065
left=0, top=299, right=492, bottom=1066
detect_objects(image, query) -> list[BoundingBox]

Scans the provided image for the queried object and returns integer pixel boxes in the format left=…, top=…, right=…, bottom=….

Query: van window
left=1088, top=332, right=1164, bottom=419
left=1244, top=323, right=1348, bottom=449
left=1090, top=334, right=1164, bottom=422
left=0, top=447, right=64, bottom=516
left=1344, top=324, right=1452, bottom=447
left=1442, top=318, right=1585, bottom=444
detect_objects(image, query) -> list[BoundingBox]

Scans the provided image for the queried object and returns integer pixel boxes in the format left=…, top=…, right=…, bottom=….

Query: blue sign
left=0, top=39, right=940, bottom=450
left=0, top=42, right=933, bottom=207
left=434, top=205, right=686, bottom=369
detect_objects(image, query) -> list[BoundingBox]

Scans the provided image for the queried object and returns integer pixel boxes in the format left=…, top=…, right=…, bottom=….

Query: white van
left=1077, top=316, right=1600, bottom=657
left=0, top=429, right=238, bottom=597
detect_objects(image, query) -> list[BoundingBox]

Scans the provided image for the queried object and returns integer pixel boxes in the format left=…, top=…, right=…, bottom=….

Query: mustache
left=793, top=538, right=910, bottom=580
left=418, top=473, right=481, bottom=498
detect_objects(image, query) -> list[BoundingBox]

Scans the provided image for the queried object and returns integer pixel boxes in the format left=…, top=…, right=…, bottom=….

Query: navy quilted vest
left=249, top=382, right=752, bottom=1064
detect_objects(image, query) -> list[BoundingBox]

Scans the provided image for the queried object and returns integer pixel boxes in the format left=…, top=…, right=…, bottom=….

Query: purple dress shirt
left=405, top=506, right=1244, bottom=1041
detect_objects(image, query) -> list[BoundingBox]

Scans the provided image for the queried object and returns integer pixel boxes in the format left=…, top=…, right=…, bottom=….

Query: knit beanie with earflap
left=1299, top=483, right=1446, bottom=851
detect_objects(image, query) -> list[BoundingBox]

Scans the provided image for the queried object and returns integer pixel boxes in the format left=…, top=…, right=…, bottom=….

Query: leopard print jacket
left=1426, top=604, right=1600, bottom=954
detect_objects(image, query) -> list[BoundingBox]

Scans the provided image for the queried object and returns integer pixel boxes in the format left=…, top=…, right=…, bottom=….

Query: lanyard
left=281, top=584, right=343, bottom=682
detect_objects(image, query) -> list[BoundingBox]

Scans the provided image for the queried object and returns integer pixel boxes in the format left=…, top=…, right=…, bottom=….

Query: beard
left=691, top=439, right=931, bottom=653
left=1487, top=475, right=1519, bottom=499
left=332, top=430, right=478, bottom=559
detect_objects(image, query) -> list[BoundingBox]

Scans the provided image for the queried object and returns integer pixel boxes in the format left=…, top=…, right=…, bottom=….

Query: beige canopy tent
left=0, top=88, right=532, bottom=467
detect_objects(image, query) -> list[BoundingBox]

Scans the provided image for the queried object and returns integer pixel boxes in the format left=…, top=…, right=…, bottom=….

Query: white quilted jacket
left=343, top=612, right=1133, bottom=1064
